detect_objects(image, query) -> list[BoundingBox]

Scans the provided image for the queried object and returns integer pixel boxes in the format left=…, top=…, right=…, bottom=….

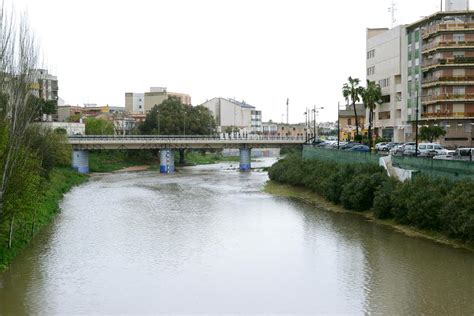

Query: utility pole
left=337, top=102, right=340, bottom=150
left=312, top=105, right=324, bottom=141
left=286, top=98, right=289, bottom=125
left=415, top=90, right=419, bottom=157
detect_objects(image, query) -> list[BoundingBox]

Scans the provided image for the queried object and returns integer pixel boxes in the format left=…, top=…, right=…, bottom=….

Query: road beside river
left=0, top=159, right=473, bottom=314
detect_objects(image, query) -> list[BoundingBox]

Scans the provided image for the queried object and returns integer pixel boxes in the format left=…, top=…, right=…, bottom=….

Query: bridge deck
left=68, top=136, right=306, bottom=150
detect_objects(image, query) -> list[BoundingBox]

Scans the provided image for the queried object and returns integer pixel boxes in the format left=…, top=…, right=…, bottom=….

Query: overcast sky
left=11, top=0, right=448, bottom=123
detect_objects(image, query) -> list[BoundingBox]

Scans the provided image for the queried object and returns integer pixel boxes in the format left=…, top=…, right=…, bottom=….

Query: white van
left=418, top=143, right=448, bottom=156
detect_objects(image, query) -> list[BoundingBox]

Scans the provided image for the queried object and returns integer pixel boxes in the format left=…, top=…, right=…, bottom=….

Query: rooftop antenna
left=388, top=0, right=397, bottom=27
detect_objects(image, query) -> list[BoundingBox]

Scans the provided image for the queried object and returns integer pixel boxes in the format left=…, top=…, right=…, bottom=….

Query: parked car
left=375, top=142, right=389, bottom=151
left=391, top=142, right=415, bottom=156
left=403, top=145, right=420, bottom=157
left=350, top=145, right=370, bottom=152
left=433, top=150, right=456, bottom=160
left=340, top=142, right=359, bottom=150
left=380, top=142, right=399, bottom=152
left=418, top=143, right=449, bottom=156
left=455, top=148, right=474, bottom=161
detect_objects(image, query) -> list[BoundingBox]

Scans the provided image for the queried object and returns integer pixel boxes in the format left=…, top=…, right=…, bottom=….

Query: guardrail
left=68, top=135, right=306, bottom=141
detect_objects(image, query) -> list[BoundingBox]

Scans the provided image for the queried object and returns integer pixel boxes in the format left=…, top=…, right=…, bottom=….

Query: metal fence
left=302, top=146, right=380, bottom=165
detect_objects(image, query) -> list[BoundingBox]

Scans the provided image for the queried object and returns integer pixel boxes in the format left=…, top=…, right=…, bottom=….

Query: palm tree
left=342, top=77, right=363, bottom=137
left=360, top=80, right=382, bottom=151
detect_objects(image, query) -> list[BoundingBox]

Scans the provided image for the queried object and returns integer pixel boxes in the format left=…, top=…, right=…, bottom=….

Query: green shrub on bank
left=268, top=154, right=474, bottom=242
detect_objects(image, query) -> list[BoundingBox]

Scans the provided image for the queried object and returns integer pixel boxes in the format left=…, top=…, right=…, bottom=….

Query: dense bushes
left=269, top=154, right=474, bottom=243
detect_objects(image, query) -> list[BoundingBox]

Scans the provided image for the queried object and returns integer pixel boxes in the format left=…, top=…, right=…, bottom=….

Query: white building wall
left=366, top=25, right=406, bottom=142
left=201, top=98, right=254, bottom=132
left=445, top=0, right=469, bottom=11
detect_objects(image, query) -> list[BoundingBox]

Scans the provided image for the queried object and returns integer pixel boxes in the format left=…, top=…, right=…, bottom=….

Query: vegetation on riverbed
left=268, top=154, right=474, bottom=245
left=0, top=168, right=87, bottom=271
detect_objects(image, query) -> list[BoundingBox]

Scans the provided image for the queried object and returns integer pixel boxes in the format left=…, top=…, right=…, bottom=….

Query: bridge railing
left=68, top=135, right=306, bottom=141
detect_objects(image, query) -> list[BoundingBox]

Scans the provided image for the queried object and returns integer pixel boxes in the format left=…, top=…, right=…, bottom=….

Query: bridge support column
left=160, top=149, right=175, bottom=174
left=72, top=150, right=89, bottom=173
left=239, top=147, right=251, bottom=171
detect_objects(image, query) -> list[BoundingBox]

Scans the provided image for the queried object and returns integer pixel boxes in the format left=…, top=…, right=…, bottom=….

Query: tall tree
left=0, top=8, right=41, bottom=220
left=360, top=80, right=382, bottom=150
left=342, top=77, right=363, bottom=137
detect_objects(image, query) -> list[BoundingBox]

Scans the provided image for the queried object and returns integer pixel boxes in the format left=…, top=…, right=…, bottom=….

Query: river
left=0, top=158, right=473, bottom=314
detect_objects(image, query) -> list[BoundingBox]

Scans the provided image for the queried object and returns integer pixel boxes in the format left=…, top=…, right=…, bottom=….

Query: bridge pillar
left=239, top=147, right=251, bottom=171
left=160, top=149, right=175, bottom=174
left=72, top=150, right=89, bottom=173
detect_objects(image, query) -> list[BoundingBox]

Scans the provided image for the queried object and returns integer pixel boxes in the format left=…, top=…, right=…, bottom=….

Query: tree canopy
left=140, top=97, right=216, bottom=135
left=420, top=126, right=446, bottom=143
left=85, top=117, right=114, bottom=135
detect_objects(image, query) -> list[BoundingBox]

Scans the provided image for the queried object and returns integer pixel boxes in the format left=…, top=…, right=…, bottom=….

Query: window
left=415, top=42, right=420, bottom=49
left=453, top=33, right=465, bottom=42
left=367, top=49, right=375, bottom=59
left=415, top=58, right=419, bottom=66
left=381, top=95, right=391, bottom=103
left=348, top=118, right=352, bottom=125
left=453, top=86, right=465, bottom=95
left=378, top=78, right=390, bottom=88
left=453, top=51, right=465, bottom=57
left=367, top=66, right=375, bottom=76
left=378, top=111, right=391, bottom=120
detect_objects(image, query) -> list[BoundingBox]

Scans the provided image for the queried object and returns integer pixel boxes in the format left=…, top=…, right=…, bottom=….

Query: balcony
left=421, top=111, right=474, bottom=119
left=421, top=93, right=474, bottom=105
left=422, top=40, right=474, bottom=54
left=421, top=56, right=474, bottom=72
left=422, top=75, right=474, bottom=87
left=422, top=23, right=474, bottom=39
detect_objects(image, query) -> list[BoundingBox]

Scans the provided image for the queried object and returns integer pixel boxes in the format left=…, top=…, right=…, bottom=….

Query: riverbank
left=0, top=168, right=88, bottom=272
left=264, top=181, right=474, bottom=251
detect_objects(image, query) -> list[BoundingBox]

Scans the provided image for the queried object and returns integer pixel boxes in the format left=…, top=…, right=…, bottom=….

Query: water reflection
left=0, top=159, right=473, bottom=314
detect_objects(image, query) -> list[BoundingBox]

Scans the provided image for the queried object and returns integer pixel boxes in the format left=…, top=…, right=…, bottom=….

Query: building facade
left=366, top=0, right=474, bottom=147
left=31, top=69, right=58, bottom=102
left=338, top=104, right=367, bottom=141
left=408, top=2, right=474, bottom=147
left=366, top=26, right=406, bottom=142
left=125, top=87, right=191, bottom=114
left=201, top=98, right=262, bottom=134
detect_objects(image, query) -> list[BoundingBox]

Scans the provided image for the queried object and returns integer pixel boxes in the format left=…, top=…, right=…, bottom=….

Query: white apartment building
left=30, top=69, right=58, bottom=102
left=366, top=26, right=406, bottom=142
left=201, top=98, right=263, bottom=134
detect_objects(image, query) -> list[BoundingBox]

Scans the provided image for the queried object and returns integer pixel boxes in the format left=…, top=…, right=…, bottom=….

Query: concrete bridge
left=68, top=135, right=305, bottom=173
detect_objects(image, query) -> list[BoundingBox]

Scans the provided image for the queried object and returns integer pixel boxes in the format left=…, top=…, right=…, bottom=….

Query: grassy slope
left=264, top=181, right=474, bottom=251
left=0, top=168, right=88, bottom=271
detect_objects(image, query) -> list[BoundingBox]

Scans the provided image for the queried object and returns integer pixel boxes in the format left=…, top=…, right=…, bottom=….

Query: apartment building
left=201, top=97, right=263, bottom=134
left=125, top=87, right=191, bottom=114
left=366, top=26, right=405, bottom=142
left=412, top=2, right=474, bottom=147
left=366, top=0, right=474, bottom=147
left=30, top=69, right=58, bottom=102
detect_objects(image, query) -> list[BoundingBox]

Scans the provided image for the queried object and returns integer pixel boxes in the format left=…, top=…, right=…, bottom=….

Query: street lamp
left=415, top=90, right=419, bottom=157
left=312, top=105, right=324, bottom=142
left=183, top=109, right=186, bottom=136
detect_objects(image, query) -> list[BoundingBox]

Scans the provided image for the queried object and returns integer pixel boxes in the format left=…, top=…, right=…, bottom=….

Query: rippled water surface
left=0, top=159, right=473, bottom=314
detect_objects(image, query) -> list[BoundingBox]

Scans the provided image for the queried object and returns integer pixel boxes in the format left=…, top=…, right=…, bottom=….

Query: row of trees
left=268, top=154, right=474, bottom=242
left=342, top=77, right=448, bottom=146
left=0, top=6, right=74, bottom=259
left=342, top=77, right=382, bottom=148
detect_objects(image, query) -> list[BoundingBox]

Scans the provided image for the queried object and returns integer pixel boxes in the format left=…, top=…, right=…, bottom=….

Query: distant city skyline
left=12, top=0, right=449, bottom=123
